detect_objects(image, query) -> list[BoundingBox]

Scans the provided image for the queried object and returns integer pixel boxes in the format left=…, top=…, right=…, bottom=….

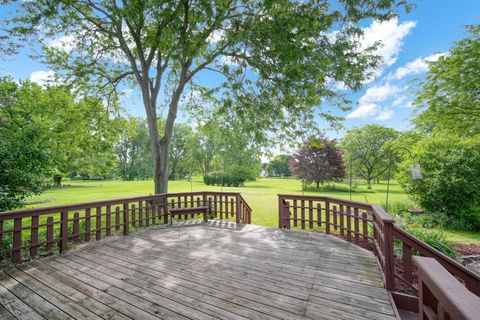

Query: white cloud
left=360, top=18, right=416, bottom=79
left=375, top=109, right=394, bottom=120
left=389, top=52, right=446, bottom=80
left=392, top=96, right=413, bottom=108
left=30, top=70, right=55, bottom=86
left=46, top=35, right=76, bottom=53
left=359, top=83, right=402, bottom=105
left=347, top=83, right=402, bottom=120
left=346, top=103, right=379, bottom=119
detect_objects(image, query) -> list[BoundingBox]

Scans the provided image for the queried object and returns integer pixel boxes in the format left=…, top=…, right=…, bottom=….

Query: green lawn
left=23, top=176, right=480, bottom=245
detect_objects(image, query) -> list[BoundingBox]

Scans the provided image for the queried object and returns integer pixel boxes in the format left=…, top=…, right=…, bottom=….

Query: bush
left=397, top=136, right=480, bottom=231
left=203, top=172, right=245, bottom=187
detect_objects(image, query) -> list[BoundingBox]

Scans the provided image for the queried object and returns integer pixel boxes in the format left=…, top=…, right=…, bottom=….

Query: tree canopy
left=290, top=137, right=345, bottom=188
left=341, top=124, right=399, bottom=188
left=2, top=0, right=412, bottom=194
left=413, top=25, right=480, bottom=136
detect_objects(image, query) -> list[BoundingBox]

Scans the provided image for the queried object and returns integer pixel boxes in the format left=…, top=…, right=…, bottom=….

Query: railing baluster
left=339, top=205, right=345, bottom=237
left=85, top=208, right=91, bottom=242
left=354, top=207, right=360, bottom=244
left=60, top=210, right=68, bottom=253
left=325, top=202, right=330, bottom=234
left=46, top=217, right=54, bottom=250
left=346, top=206, right=352, bottom=242
left=123, top=202, right=129, bottom=235
left=362, top=211, right=368, bottom=242
left=131, top=204, right=136, bottom=227
left=333, top=205, right=338, bottom=231
left=403, top=243, right=413, bottom=284
left=139, top=201, right=144, bottom=227
left=300, top=200, right=305, bottom=230
left=293, top=199, right=298, bottom=227
left=12, top=218, right=22, bottom=263
left=115, top=206, right=120, bottom=231
left=73, top=212, right=80, bottom=241
left=30, top=215, right=39, bottom=258
left=308, top=200, right=313, bottom=229
left=106, top=205, right=112, bottom=235
left=96, top=207, right=102, bottom=240
left=317, top=203, right=322, bottom=227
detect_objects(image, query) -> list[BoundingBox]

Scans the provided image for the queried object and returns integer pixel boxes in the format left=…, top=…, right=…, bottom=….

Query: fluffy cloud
left=360, top=18, right=416, bottom=78
left=30, top=70, right=55, bottom=86
left=347, top=83, right=401, bottom=120
left=389, top=52, right=446, bottom=80
left=375, top=109, right=394, bottom=121
left=346, top=103, right=379, bottom=119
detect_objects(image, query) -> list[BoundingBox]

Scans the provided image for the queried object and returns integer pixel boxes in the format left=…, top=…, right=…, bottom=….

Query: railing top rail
left=414, top=256, right=480, bottom=319
left=278, top=194, right=395, bottom=222
left=0, top=191, right=244, bottom=220
left=394, top=225, right=480, bottom=284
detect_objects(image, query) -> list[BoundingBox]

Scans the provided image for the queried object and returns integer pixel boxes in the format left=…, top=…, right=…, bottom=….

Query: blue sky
left=0, top=0, right=479, bottom=139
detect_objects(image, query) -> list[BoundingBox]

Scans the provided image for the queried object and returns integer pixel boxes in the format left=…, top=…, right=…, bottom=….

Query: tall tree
left=2, top=0, right=412, bottom=194
left=289, top=137, right=345, bottom=188
left=267, top=155, right=292, bottom=177
left=116, top=117, right=152, bottom=180
left=0, top=79, right=52, bottom=210
left=168, top=123, right=199, bottom=180
left=341, top=125, right=399, bottom=188
left=414, top=25, right=480, bottom=136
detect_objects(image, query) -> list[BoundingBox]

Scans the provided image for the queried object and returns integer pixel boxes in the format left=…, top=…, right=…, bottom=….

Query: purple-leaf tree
left=290, top=137, right=345, bottom=189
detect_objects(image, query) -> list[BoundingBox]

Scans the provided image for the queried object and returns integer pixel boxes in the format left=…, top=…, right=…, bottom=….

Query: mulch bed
left=454, top=243, right=480, bottom=256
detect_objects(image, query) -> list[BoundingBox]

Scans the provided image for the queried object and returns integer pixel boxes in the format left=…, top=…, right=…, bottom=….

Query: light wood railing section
left=414, top=256, right=480, bottom=320
left=0, top=191, right=252, bottom=264
left=277, top=194, right=480, bottom=314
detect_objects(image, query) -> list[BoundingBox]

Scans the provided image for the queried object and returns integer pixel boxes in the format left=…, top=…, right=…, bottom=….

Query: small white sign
left=411, top=164, right=422, bottom=180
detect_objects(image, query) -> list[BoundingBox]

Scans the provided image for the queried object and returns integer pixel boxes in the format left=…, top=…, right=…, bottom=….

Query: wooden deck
left=0, top=221, right=396, bottom=320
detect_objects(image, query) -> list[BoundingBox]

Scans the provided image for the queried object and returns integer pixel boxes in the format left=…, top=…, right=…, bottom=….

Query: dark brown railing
left=0, top=191, right=252, bottom=264
left=414, top=256, right=480, bottom=320
left=278, top=194, right=480, bottom=314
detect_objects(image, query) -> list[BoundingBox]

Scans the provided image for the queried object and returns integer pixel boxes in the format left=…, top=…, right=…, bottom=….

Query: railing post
left=278, top=196, right=283, bottom=228
left=12, top=218, right=22, bottom=263
left=236, top=194, right=241, bottom=224
left=123, top=202, right=129, bottom=235
left=163, top=195, right=169, bottom=224
left=383, top=220, right=395, bottom=291
left=60, top=210, right=68, bottom=253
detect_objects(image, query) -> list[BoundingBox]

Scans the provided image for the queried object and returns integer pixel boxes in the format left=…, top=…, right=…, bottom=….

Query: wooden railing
left=414, top=256, right=480, bottom=320
left=0, top=191, right=252, bottom=264
left=278, top=194, right=480, bottom=314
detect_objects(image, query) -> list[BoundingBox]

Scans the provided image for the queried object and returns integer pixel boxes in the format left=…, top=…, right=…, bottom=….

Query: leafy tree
left=116, top=117, right=152, bottom=180
left=0, top=78, right=118, bottom=187
left=341, top=125, right=399, bottom=188
left=289, top=137, right=345, bottom=189
left=413, top=25, right=480, bottom=136
left=2, top=0, right=411, bottom=193
left=168, top=123, right=199, bottom=180
left=0, top=79, right=52, bottom=210
left=397, top=135, right=480, bottom=231
left=267, top=155, right=292, bottom=177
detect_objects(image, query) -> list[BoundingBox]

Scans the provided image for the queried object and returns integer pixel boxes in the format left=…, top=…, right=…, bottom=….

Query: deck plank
left=1, top=222, right=396, bottom=319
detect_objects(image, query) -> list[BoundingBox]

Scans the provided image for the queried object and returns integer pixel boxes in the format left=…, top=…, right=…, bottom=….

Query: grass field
left=23, top=176, right=480, bottom=245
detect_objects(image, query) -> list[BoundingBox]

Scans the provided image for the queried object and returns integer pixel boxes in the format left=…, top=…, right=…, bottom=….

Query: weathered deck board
left=1, top=221, right=396, bottom=319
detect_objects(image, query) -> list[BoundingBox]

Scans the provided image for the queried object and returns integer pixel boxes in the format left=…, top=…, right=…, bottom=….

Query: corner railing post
left=384, top=220, right=395, bottom=291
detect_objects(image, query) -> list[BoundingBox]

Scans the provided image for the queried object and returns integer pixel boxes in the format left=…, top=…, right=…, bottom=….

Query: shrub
left=203, top=172, right=245, bottom=187
left=397, top=136, right=480, bottom=231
